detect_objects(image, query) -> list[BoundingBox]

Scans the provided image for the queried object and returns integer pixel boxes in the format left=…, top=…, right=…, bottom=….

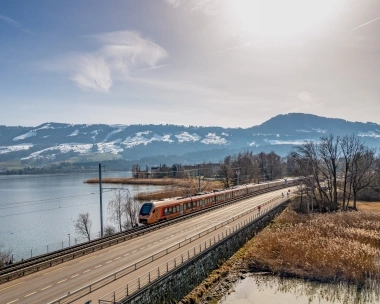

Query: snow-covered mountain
left=1, top=113, right=380, bottom=166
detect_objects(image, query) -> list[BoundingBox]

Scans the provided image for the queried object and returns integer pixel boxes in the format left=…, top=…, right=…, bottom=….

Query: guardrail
left=49, top=194, right=287, bottom=304
left=98, top=196, right=288, bottom=304
left=0, top=185, right=289, bottom=284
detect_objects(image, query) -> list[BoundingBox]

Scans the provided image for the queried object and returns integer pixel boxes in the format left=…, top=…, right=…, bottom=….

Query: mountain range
left=1, top=113, right=379, bottom=170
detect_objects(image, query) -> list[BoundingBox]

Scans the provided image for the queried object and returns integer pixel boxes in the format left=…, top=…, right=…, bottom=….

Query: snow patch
left=0, top=144, right=34, bottom=154
left=358, top=131, right=380, bottom=138
left=175, top=132, right=201, bottom=143
left=201, top=133, right=229, bottom=145
left=68, top=129, right=80, bottom=136
left=13, top=131, right=37, bottom=141
left=103, top=126, right=126, bottom=142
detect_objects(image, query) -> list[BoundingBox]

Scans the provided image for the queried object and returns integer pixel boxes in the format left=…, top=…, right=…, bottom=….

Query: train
left=138, top=178, right=298, bottom=225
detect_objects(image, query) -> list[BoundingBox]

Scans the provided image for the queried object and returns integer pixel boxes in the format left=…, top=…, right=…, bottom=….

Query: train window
left=164, top=208, right=168, bottom=215
left=177, top=205, right=180, bottom=212
left=169, top=207, right=173, bottom=213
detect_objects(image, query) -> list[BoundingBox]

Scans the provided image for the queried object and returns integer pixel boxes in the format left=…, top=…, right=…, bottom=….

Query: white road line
left=106, top=260, right=112, bottom=264
left=71, top=274, right=79, bottom=278
left=6, top=299, right=19, bottom=304
left=41, top=285, right=52, bottom=290
left=95, top=265, right=102, bottom=268
left=57, top=279, right=67, bottom=284
left=124, top=253, right=129, bottom=256
left=140, top=247, right=145, bottom=250
left=147, top=244, right=151, bottom=247
left=83, top=269, right=91, bottom=273
left=25, top=292, right=37, bottom=297
left=132, top=250, right=137, bottom=253
left=153, top=242, right=157, bottom=244
left=114, top=257, right=121, bottom=260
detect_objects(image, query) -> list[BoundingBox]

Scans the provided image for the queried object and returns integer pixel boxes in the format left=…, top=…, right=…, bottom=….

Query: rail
left=49, top=194, right=287, bottom=304
left=0, top=183, right=292, bottom=284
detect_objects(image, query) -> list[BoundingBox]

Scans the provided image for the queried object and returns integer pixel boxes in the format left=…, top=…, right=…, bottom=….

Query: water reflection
left=219, top=274, right=379, bottom=304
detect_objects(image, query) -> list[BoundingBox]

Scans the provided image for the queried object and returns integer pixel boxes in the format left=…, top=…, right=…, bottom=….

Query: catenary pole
left=99, top=163, right=104, bottom=238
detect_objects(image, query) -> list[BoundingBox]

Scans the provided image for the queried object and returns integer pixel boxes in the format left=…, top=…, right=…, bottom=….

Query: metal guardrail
left=0, top=184, right=289, bottom=284
left=48, top=194, right=287, bottom=304
left=98, top=196, right=288, bottom=304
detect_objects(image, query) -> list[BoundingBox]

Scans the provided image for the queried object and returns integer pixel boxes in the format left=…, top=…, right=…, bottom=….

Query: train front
left=138, top=202, right=154, bottom=224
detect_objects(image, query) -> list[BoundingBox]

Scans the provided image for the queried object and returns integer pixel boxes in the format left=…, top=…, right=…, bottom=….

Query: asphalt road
left=0, top=187, right=293, bottom=304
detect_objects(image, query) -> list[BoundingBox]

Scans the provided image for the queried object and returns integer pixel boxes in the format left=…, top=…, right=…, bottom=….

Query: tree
left=75, top=213, right=92, bottom=241
left=0, top=244, right=12, bottom=267
left=108, top=188, right=140, bottom=231
left=108, top=189, right=125, bottom=232
left=104, top=225, right=116, bottom=236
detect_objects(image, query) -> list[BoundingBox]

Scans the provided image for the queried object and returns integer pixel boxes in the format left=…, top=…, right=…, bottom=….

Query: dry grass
left=357, top=201, right=380, bottom=213
left=244, top=206, right=380, bottom=287
left=134, top=180, right=223, bottom=201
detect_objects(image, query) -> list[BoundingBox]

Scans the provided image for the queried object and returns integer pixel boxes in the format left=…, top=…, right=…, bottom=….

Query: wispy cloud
left=164, top=0, right=220, bottom=15
left=351, top=16, right=380, bottom=31
left=46, top=31, right=167, bottom=92
left=212, top=41, right=260, bottom=55
left=141, top=64, right=171, bottom=71
left=0, top=14, right=31, bottom=33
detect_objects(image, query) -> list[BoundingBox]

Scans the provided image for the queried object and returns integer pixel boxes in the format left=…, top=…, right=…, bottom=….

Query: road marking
left=43, top=266, right=66, bottom=275
left=153, top=242, right=157, bottom=244
left=0, top=282, right=25, bottom=292
left=6, top=299, right=19, bottom=304
left=83, top=269, right=91, bottom=273
left=57, top=279, right=67, bottom=284
left=71, top=274, right=79, bottom=278
left=132, top=250, right=137, bottom=253
left=95, top=265, right=102, bottom=268
left=106, top=260, right=113, bottom=264
left=41, top=285, right=52, bottom=290
left=140, top=247, right=145, bottom=250
left=114, top=257, right=121, bottom=260
left=147, top=244, right=151, bottom=247
left=79, top=256, right=96, bottom=262
left=25, top=292, right=37, bottom=297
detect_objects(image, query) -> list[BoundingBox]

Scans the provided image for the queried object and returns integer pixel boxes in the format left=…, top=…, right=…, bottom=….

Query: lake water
left=219, top=275, right=379, bottom=304
left=0, top=172, right=162, bottom=261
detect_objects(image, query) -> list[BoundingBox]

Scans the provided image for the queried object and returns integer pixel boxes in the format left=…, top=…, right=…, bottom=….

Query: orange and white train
left=138, top=178, right=297, bottom=224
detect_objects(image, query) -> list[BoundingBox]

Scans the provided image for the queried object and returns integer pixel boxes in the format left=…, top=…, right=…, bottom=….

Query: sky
left=0, top=0, right=379, bottom=128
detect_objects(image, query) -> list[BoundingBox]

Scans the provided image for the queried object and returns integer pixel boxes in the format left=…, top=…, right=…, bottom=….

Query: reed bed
left=245, top=206, right=380, bottom=288
left=134, top=180, right=223, bottom=201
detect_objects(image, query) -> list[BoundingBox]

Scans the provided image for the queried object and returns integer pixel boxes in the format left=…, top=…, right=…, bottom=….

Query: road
left=0, top=187, right=293, bottom=304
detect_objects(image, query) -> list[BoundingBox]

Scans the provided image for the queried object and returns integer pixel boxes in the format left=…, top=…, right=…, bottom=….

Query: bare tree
left=350, top=147, right=377, bottom=209
left=104, top=225, right=116, bottom=236
left=0, top=244, right=12, bottom=267
left=108, top=189, right=126, bottom=232
left=218, top=155, right=234, bottom=188
left=123, top=192, right=140, bottom=229
left=75, top=213, right=92, bottom=241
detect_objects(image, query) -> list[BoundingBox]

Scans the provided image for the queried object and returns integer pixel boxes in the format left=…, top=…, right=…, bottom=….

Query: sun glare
left=226, top=0, right=341, bottom=40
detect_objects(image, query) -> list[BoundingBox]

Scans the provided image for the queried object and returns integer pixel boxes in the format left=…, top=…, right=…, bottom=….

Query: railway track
left=0, top=184, right=290, bottom=284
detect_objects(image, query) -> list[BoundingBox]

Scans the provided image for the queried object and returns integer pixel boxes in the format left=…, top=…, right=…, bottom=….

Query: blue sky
left=1, top=0, right=379, bottom=128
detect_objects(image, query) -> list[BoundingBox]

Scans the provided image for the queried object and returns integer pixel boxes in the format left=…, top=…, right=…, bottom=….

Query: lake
left=0, top=172, right=162, bottom=261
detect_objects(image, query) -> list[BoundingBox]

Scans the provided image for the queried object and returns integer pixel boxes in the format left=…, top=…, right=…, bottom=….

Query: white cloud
left=164, top=0, right=220, bottom=15
left=297, top=91, right=313, bottom=102
left=47, top=31, right=167, bottom=93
